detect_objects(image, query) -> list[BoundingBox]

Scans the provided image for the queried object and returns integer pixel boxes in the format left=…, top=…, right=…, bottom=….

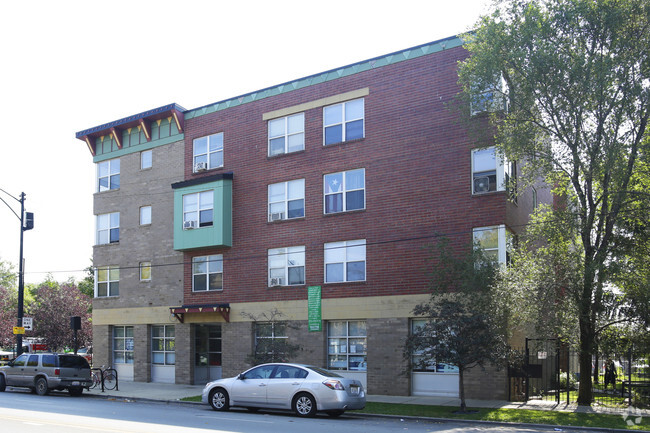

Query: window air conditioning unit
left=270, top=277, right=284, bottom=286
left=194, top=162, right=208, bottom=172
left=474, top=176, right=491, bottom=193
left=183, top=220, right=197, bottom=230
left=269, top=212, right=284, bottom=222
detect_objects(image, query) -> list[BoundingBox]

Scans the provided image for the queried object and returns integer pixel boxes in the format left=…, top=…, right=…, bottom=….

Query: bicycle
left=89, top=365, right=117, bottom=391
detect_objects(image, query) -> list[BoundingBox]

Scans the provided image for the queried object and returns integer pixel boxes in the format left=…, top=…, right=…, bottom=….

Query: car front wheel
left=35, top=377, right=49, bottom=396
left=208, top=388, right=229, bottom=411
left=293, top=393, right=316, bottom=417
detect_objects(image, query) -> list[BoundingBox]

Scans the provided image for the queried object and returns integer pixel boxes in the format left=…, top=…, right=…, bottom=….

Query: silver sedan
left=202, top=363, right=366, bottom=417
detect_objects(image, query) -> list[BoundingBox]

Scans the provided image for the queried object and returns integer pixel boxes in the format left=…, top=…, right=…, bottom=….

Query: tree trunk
left=577, top=313, right=594, bottom=405
left=458, top=367, right=466, bottom=412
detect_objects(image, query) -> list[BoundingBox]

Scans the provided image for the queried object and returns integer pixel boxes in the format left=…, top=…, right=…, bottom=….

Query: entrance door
left=194, top=324, right=222, bottom=384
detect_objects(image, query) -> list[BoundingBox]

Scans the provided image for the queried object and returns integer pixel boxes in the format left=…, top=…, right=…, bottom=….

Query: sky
left=0, top=0, right=491, bottom=284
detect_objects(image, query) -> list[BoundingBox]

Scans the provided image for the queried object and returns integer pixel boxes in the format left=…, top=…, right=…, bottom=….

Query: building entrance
left=194, top=324, right=222, bottom=384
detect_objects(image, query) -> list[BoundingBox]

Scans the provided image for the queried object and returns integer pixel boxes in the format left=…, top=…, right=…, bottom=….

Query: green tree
left=0, top=258, right=16, bottom=289
left=76, top=264, right=95, bottom=299
left=404, top=238, right=510, bottom=412
left=459, top=0, right=650, bottom=405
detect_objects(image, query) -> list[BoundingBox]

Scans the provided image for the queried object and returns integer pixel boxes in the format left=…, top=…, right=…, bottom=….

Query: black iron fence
left=508, top=340, right=649, bottom=408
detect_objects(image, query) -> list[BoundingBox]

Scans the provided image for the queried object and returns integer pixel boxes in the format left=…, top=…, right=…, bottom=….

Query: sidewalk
left=85, top=380, right=650, bottom=418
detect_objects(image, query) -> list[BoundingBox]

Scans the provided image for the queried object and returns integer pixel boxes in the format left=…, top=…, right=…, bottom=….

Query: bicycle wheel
left=89, top=370, right=101, bottom=390
left=103, top=371, right=117, bottom=390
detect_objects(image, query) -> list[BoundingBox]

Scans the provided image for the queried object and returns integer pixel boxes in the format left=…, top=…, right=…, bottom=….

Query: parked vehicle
left=202, top=363, right=366, bottom=417
left=0, top=353, right=92, bottom=396
left=0, top=350, right=13, bottom=366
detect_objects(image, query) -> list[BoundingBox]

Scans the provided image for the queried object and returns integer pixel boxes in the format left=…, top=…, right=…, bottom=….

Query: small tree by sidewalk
left=404, top=238, right=511, bottom=412
left=240, top=308, right=301, bottom=366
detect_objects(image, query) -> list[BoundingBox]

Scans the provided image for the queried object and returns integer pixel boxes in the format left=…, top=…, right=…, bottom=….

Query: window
left=268, top=246, right=305, bottom=286
left=324, top=98, right=364, bottom=145
left=471, top=147, right=515, bottom=195
left=473, top=225, right=513, bottom=265
left=195, top=324, right=221, bottom=367
left=183, top=191, right=213, bottom=229
left=327, top=321, right=367, bottom=371
left=193, top=132, right=223, bottom=172
left=140, top=262, right=151, bottom=281
left=324, top=169, right=365, bottom=214
left=152, top=325, right=175, bottom=365
left=470, top=74, right=508, bottom=115
left=96, top=212, right=119, bottom=244
left=140, top=206, right=152, bottom=225
left=97, top=158, right=120, bottom=192
left=268, top=113, right=304, bottom=156
left=254, top=322, right=288, bottom=361
left=96, top=266, right=119, bottom=297
left=410, top=319, right=459, bottom=373
left=324, top=240, right=366, bottom=283
left=141, top=150, right=152, bottom=169
left=268, top=179, right=305, bottom=221
left=113, top=326, right=134, bottom=364
left=192, top=255, right=223, bottom=291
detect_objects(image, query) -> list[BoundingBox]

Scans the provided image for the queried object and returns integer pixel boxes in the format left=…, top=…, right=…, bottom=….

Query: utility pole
left=17, top=192, right=25, bottom=356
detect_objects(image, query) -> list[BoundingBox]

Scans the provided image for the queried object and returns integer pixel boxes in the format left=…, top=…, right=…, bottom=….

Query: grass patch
left=357, top=402, right=649, bottom=430
left=180, top=395, right=202, bottom=402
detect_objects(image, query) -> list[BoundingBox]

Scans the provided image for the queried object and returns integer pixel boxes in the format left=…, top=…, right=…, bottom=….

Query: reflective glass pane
left=209, top=152, right=223, bottom=168
left=194, top=274, right=207, bottom=291
left=200, top=191, right=213, bottom=208
left=347, top=261, right=366, bottom=281
left=110, top=174, right=120, bottom=190
left=349, top=321, right=367, bottom=336
left=209, top=133, right=223, bottom=151
left=269, top=183, right=285, bottom=202
left=126, top=327, right=134, bottom=338
left=194, top=137, right=207, bottom=155
left=326, top=263, right=344, bottom=282
left=346, top=190, right=364, bottom=210
left=110, top=228, right=119, bottom=243
left=328, top=321, right=347, bottom=337
left=474, top=227, right=499, bottom=249
left=152, top=352, right=164, bottom=364
left=208, top=255, right=222, bottom=273
left=269, top=118, right=285, bottom=137
left=97, top=282, right=107, bottom=297
left=114, top=327, right=125, bottom=338
left=325, top=125, right=342, bottom=145
left=287, top=199, right=304, bottom=218
left=287, top=133, right=304, bottom=152
left=346, top=169, right=365, bottom=190
left=98, top=161, right=109, bottom=177
left=269, top=137, right=285, bottom=155
left=325, top=194, right=342, bottom=213
left=184, top=194, right=197, bottom=210
left=152, top=326, right=163, bottom=338
left=209, top=273, right=222, bottom=290
left=199, top=209, right=213, bottom=226
left=325, top=242, right=345, bottom=262
left=347, top=241, right=366, bottom=261
left=140, top=206, right=151, bottom=225
left=473, top=148, right=496, bottom=172
left=109, top=281, right=119, bottom=296
left=324, top=104, right=342, bottom=126
left=98, top=177, right=109, bottom=192
left=346, top=119, right=364, bottom=141
left=109, top=267, right=120, bottom=280
left=110, top=212, right=120, bottom=227
left=141, top=150, right=152, bottom=169
left=288, top=266, right=305, bottom=285
left=287, top=179, right=304, bottom=200
left=324, top=173, right=343, bottom=194
left=287, top=113, right=303, bottom=134
left=345, top=99, right=364, bottom=120
left=268, top=248, right=286, bottom=268
left=114, top=353, right=125, bottom=363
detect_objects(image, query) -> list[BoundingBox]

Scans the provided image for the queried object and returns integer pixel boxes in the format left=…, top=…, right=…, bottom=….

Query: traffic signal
left=23, top=212, right=34, bottom=231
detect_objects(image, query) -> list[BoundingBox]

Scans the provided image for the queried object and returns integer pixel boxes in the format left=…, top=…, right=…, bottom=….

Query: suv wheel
left=35, top=377, right=49, bottom=396
left=69, top=387, right=83, bottom=396
left=0, top=375, right=5, bottom=392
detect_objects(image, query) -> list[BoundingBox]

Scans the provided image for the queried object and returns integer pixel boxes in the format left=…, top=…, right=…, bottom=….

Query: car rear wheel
left=0, top=375, right=5, bottom=392
left=293, top=393, right=316, bottom=417
left=209, top=388, right=229, bottom=411
left=35, top=377, right=49, bottom=396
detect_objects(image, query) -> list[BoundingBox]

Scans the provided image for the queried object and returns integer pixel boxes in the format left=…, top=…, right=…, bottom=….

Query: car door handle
left=291, top=382, right=300, bottom=385
left=259, top=383, right=267, bottom=387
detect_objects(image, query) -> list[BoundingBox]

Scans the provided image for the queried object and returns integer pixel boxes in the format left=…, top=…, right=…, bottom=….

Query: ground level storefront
left=91, top=296, right=506, bottom=399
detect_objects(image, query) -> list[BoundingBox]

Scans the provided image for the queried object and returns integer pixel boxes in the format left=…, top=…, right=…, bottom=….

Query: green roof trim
left=185, top=36, right=463, bottom=120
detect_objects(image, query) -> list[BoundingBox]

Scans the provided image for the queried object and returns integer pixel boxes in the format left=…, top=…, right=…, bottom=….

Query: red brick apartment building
left=76, top=35, right=545, bottom=399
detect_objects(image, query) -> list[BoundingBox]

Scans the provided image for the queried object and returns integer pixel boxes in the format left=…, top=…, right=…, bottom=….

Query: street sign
left=13, top=327, right=25, bottom=335
left=22, top=317, right=33, bottom=331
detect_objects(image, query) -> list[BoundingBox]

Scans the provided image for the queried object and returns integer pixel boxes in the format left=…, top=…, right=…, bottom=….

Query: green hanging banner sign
left=307, top=286, right=322, bottom=332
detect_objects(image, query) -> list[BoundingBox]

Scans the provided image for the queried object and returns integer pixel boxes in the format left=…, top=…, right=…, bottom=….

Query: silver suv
left=0, top=353, right=92, bottom=396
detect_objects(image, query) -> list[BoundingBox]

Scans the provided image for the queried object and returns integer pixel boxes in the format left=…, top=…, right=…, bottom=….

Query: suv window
left=12, top=354, right=28, bottom=367
left=27, top=355, right=39, bottom=367
left=59, top=355, right=90, bottom=369
left=42, top=354, right=56, bottom=367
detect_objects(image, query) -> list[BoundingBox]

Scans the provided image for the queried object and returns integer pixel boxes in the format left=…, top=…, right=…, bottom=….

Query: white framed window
left=327, top=320, right=367, bottom=371
left=268, top=246, right=305, bottom=287
left=324, top=240, right=366, bottom=283
left=471, top=147, right=514, bottom=194
left=254, top=322, right=288, bottom=357
left=268, top=179, right=305, bottom=221
left=268, top=113, right=304, bottom=156
left=141, top=149, right=152, bottom=169
left=140, top=206, right=152, bottom=225
left=113, top=326, right=134, bottom=364
left=152, top=325, right=175, bottom=365
left=324, top=98, right=364, bottom=145
left=324, top=169, right=365, bottom=214
left=470, top=74, right=508, bottom=115
left=96, top=212, right=119, bottom=244
left=473, top=225, right=513, bottom=265
left=183, top=191, right=213, bottom=229
left=192, top=255, right=223, bottom=291
left=97, top=158, right=120, bottom=192
left=140, top=262, right=151, bottom=281
left=193, top=132, right=223, bottom=172
left=95, top=266, right=119, bottom=297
